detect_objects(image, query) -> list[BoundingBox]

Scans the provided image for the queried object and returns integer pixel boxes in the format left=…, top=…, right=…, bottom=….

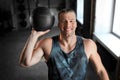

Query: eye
left=70, top=20, right=73, bottom=22
left=61, top=20, right=67, bottom=23
left=70, top=20, right=76, bottom=23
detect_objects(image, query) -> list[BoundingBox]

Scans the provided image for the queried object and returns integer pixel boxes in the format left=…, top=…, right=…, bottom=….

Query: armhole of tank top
left=78, top=36, right=89, bottom=63
left=47, top=36, right=58, bottom=62
left=46, top=37, right=54, bottom=62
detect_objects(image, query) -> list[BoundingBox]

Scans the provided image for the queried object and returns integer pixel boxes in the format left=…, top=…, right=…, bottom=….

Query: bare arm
left=90, top=52, right=109, bottom=80
left=19, top=29, right=50, bottom=67
left=84, top=39, right=109, bottom=80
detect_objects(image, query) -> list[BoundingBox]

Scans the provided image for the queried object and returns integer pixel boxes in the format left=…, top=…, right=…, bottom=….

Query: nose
left=66, top=21, right=71, bottom=27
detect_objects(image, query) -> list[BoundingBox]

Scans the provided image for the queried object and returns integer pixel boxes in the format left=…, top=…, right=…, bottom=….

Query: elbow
left=19, top=62, right=27, bottom=67
left=19, top=61, right=27, bottom=67
left=97, top=70, right=109, bottom=80
left=19, top=62, right=32, bottom=68
left=19, top=60, right=31, bottom=68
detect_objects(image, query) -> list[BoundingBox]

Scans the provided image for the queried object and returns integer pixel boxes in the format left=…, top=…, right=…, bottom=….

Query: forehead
left=59, top=12, right=76, bottom=19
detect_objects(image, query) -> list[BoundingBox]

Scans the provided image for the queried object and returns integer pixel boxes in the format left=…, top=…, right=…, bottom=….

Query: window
left=94, top=0, right=120, bottom=58
left=94, top=0, right=114, bottom=33
left=112, top=0, right=120, bottom=37
left=76, top=0, right=84, bottom=24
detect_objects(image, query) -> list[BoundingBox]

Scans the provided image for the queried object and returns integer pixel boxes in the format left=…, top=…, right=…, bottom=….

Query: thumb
left=44, top=29, right=50, bottom=33
left=38, top=29, right=50, bottom=36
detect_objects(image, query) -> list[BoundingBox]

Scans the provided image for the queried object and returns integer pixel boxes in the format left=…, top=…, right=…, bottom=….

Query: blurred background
left=0, top=0, right=119, bottom=80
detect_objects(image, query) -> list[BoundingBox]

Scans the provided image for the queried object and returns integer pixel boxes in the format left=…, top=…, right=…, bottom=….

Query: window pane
left=94, top=0, right=113, bottom=33
left=112, top=0, right=120, bottom=37
left=77, top=0, right=84, bottom=24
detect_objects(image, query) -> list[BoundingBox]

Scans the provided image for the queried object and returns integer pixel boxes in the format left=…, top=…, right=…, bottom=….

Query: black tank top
left=47, top=36, right=88, bottom=80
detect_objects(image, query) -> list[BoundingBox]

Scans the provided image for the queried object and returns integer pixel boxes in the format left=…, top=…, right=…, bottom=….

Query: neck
left=59, top=34, right=76, bottom=46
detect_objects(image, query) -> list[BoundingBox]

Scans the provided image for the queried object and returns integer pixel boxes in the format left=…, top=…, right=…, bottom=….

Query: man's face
left=58, top=12, right=77, bottom=37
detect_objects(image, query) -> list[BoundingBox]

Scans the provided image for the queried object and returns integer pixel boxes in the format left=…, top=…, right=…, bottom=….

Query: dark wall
left=83, top=0, right=91, bottom=38
left=11, top=0, right=74, bottom=30
left=75, top=0, right=96, bottom=38
left=0, top=0, right=93, bottom=38
left=0, top=0, right=13, bottom=36
left=96, top=42, right=117, bottom=80
left=0, top=0, right=12, bottom=10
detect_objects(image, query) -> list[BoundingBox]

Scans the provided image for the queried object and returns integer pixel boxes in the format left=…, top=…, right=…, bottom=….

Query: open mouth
left=66, top=28, right=71, bottom=31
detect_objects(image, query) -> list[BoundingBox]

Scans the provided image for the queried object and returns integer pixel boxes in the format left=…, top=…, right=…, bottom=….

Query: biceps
left=31, top=48, right=44, bottom=65
left=89, top=52, right=104, bottom=73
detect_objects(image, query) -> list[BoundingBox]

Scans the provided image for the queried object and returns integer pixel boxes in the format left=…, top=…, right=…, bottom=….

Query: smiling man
left=19, top=8, right=109, bottom=80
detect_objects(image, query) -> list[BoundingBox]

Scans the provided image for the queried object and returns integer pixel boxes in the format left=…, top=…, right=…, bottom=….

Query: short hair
left=58, top=8, right=76, bottom=20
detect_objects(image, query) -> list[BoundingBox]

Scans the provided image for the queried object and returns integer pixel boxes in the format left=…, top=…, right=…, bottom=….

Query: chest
left=47, top=45, right=88, bottom=80
left=59, top=43, right=76, bottom=54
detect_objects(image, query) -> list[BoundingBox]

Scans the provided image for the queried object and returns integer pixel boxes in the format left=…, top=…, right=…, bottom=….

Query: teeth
left=66, top=29, right=70, bottom=30
left=66, top=30, right=70, bottom=32
left=66, top=28, right=71, bottom=30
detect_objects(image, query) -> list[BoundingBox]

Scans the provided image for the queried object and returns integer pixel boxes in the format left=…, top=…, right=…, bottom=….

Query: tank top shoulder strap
left=77, top=36, right=88, bottom=62
left=50, top=36, right=60, bottom=57
left=77, top=36, right=85, bottom=47
left=76, top=36, right=83, bottom=44
left=76, top=36, right=86, bottom=56
left=52, top=36, right=59, bottom=48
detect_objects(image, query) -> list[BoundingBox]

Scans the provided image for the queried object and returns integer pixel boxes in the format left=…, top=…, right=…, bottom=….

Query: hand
left=31, top=28, right=50, bottom=38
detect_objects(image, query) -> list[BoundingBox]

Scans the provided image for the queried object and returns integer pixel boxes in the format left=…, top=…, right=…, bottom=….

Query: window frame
left=76, top=0, right=84, bottom=24
left=111, top=0, right=120, bottom=38
left=93, top=0, right=120, bottom=58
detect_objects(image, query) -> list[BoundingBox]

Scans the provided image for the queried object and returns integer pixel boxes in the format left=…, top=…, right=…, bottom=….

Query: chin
left=65, top=33, right=74, bottom=37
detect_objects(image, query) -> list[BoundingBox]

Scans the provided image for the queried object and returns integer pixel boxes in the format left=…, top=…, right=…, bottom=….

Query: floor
left=0, top=27, right=59, bottom=80
left=0, top=27, right=112, bottom=80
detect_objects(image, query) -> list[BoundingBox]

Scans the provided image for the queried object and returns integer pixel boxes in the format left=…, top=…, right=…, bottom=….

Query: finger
left=44, top=29, right=50, bottom=33
left=38, top=29, right=50, bottom=36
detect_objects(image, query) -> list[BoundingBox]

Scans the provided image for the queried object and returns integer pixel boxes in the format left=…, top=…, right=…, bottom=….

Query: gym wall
left=12, top=0, right=36, bottom=30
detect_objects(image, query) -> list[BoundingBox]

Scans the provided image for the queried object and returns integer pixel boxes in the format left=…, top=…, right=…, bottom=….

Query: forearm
left=98, top=69, right=109, bottom=80
left=19, top=34, right=38, bottom=66
left=19, top=29, right=50, bottom=67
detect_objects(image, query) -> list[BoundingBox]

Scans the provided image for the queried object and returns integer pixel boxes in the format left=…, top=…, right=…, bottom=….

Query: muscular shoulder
left=38, top=38, right=52, bottom=47
left=83, top=38, right=97, bottom=49
left=83, top=38, right=97, bottom=58
left=37, top=38, right=53, bottom=59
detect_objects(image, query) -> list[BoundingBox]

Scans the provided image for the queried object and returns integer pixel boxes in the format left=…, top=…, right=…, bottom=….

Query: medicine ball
left=31, top=7, right=55, bottom=31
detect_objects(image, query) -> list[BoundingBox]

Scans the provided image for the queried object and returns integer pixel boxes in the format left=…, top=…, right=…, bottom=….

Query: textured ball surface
left=32, top=7, right=55, bottom=31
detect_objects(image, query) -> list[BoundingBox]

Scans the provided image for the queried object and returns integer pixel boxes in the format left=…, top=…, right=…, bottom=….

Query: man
left=19, top=9, right=109, bottom=80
